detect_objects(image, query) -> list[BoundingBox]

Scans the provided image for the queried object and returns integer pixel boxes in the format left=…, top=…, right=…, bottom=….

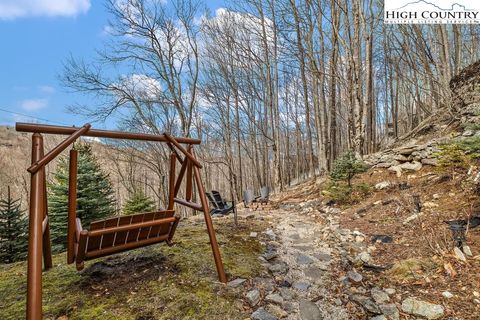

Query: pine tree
left=330, top=151, right=367, bottom=187
left=0, top=187, right=28, bottom=263
left=49, top=143, right=115, bottom=252
left=122, top=190, right=156, bottom=215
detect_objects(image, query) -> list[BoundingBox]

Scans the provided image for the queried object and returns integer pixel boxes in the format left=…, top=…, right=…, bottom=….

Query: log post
left=40, top=137, right=53, bottom=270
left=27, top=133, right=45, bottom=320
left=67, top=149, right=78, bottom=264
left=192, top=150, right=227, bottom=283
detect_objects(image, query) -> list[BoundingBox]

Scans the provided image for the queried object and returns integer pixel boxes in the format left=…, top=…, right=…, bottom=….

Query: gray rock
left=388, top=165, right=402, bottom=177
left=293, top=281, right=311, bottom=291
left=463, top=129, right=475, bottom=137
left=263, top=249, right=278, bottom=261
left=265, top=304, right=287, bottom=319
left=227, top=278, right=246, bottom=288
left=401, top=297, right=444, bottom=319
left=268, top=263, right=289, bottom=274
left=399, top=161, right=422, bottom=171
left=454, top=247, right=467, bottom=262
left=299, top=300, right=321, bottom=320
left=463, top=245, right=473, bottom=256
left=375, top=181, right=392, bottom=190
left=394, top=154, right=410, bottom=162
left=350, top=294, right=381, bottom=314
left=442, top=291, right=453, bottom=299
left=421, top=158, right=438, bottom=166
left=251, top=307, right=278, bottom=320
left=265, top=293, right=284, bottom=305
left=396, top=146, right=416, bottom=155
left=371, top=287, right=390, bottom=304
left=279, top=287, right=296, bottom=300
left=304, top=266, right=323, bottom=280
left=379, top=303, right=399, bottom=320
left=313, top=252, right=332, bottom=262
left=246, top=289, right=261, bottom=306
left=250, top=232, right=258, bottom=238
left=356, top=251, right=371, bottom=264
left=264, top=229, right=276, bottom=241
left=403, top=212, right=423, bottom=224
left=347, top=271, right=363, bottom=283
left=296, top=254, right=315, bottom=265
left=384, top=288, right=396, bottom=295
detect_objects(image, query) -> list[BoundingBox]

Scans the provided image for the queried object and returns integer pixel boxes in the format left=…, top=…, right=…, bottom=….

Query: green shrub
left=123, top=190, right=156, bottom=215
left=436, top=137, right=480, bottom=171
left=322, top=180, right=373, bottom=205
left=322, top=180, right=352, bottom=204
left=330, top=151, right=368, bottom=187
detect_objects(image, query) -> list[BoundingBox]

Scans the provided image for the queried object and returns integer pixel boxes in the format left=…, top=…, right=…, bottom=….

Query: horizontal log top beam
left=16, top=122, right=201, bottom=145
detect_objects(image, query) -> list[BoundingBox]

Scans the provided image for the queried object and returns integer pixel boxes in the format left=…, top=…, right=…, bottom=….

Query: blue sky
left=0, top=0, right=222, bottom=129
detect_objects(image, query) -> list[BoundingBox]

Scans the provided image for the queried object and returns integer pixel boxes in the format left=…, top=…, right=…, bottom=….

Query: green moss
left=0, top=220, right=265, bottom=320
left=462, top=122, right=480, bottom=131
left=389, top=258, right=437, bottom=281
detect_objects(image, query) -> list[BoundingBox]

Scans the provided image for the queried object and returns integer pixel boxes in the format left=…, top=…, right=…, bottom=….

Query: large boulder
left=401, top=297, right=444, bottom=319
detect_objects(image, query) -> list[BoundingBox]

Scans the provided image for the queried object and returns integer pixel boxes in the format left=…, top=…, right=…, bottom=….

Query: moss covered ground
left=0, top=217, right=266, bottom=320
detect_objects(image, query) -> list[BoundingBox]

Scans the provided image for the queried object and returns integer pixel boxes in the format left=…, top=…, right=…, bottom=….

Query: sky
left=0, top=0, right=222, bottom=129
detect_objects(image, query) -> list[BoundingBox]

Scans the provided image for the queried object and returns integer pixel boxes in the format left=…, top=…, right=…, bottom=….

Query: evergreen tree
left=0, top=187, right=28, bottom=263
left=330, top=151, right=367, bottom=187
left=49, top=143, right=115, bottom=252
left=122, top=189, right=156, bottom=215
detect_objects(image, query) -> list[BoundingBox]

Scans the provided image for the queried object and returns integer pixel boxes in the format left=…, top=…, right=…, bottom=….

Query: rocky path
left=234, top=199, right=446, bottom=320
left=266, top=206, right=350, bottom=320
left=235, top=201, right=352, bottom=320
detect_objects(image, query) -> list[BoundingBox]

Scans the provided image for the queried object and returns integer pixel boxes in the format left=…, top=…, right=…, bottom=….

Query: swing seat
left=74, top=210, right=179, bottom=270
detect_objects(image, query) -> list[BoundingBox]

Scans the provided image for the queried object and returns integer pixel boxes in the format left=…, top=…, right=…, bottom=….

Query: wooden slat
left=126, top=213, right=145, bottom=243
left=149, top=211, right=165, bottom=238
left=137, top=212, right=155, bottom=241
left=85, top=234, right=170, bottom=260
left=113, top=216, right=133, bottom=245
left=100, top=217, right=119, bottom=249
left=87, top=216, right=176, bottom=238
left=87, top=220, right=104, bottom=251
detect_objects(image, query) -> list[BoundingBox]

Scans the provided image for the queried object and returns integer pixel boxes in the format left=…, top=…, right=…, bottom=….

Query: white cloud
left=38, top=85, right=55, bottom=94
left=0, top=0, right=91, bottom=20
left=21, top=98, right=48, bottom=111
left=119, top=74, right=162, bottom=100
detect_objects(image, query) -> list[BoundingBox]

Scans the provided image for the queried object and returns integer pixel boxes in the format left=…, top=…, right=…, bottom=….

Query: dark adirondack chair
left=206, top=190, right=235, bottom=215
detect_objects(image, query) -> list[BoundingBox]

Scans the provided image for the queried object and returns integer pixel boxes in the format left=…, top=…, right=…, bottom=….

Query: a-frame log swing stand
left=16, top=122, right=228, bottom=320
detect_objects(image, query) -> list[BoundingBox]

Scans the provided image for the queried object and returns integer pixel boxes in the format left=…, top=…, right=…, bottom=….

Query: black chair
left=206, top=190, right=235, bottom=215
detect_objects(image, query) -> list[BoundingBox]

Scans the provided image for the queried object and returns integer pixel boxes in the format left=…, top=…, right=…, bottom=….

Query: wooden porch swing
left=16, top=122, right=227, bottom=320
